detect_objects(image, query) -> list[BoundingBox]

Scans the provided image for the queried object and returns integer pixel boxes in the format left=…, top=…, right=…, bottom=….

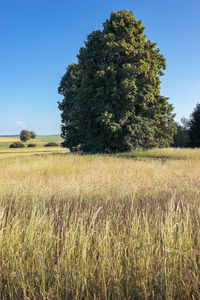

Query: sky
left=1, top=0, right=200, bottom=135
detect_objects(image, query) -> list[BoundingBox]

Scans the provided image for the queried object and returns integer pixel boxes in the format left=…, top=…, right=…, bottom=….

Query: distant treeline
left=0, top=135, right=19, bottom=137
left=173, top=103, right=200, bottom=148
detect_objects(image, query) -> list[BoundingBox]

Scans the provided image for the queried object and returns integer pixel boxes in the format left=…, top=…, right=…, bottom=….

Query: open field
left=0, top=135, right=63, bottom=150
left=0, top=148, right=200, bottom=299
left=0, top=137, right=20, bottom=143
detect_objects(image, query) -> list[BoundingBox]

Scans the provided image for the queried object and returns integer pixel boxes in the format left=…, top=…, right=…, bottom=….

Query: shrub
left=9, top=142, right=25, bottom=148
left=44, top=142, right=59, bottom=147
left=27, top=143, right=36, bottom=147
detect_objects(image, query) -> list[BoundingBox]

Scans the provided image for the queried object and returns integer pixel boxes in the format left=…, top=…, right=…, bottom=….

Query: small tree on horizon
left=20, top=130, right=31, bottom=142
left=30, top=131, right=36, bottom=139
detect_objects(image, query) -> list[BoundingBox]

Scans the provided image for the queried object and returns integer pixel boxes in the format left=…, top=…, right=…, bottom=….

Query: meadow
left=0, top=138, right=199, bottom=299
left=0, top=135, right=63, bottom=150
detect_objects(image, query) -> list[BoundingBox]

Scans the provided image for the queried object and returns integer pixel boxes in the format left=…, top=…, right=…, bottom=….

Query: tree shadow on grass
left=114, top=152, right=171, bottom=161
left=0, top=149, right=184, bottom=162
left=43, top=151, right=172, bottom=162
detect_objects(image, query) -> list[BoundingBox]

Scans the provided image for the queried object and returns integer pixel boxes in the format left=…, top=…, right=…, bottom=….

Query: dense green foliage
left=30, top=131, right=36, bottom=139
left=173, top=103, right=200, bottom=148
left=188, top=103, right=200, bottom=147
left=20, top=130, right=31, bottom=142
left=172, top=118, right=190, bottom=147
left=9, top=142, right=25, bottom=148
left=58, top=10, right=176, bottom=153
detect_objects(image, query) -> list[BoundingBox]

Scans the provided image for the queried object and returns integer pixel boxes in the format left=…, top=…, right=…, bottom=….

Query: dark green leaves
left=20, top=130, right=31, bottom=142
left=188, top=103, right=200, bottom=147
left=58, top=10, right=176, bottom=153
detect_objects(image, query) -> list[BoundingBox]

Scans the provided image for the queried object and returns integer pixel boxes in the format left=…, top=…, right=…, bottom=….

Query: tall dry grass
left=0, top=150, right=200, bottom=299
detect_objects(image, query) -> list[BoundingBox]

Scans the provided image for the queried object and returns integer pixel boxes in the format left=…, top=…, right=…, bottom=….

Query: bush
left=9, top=142, right=25, bottom=148
left=44, top=142, right=59, bottom=147
left=27, top=143, right=36, bottom=147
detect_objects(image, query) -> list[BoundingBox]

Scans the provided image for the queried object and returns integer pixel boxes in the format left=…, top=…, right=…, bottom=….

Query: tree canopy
left=58, top=10, right=176, bottom=153
left=30, top=131, right=36, bottom=139
left=20, top=130, right=31, bottom=142
left=188, top=103, right=200, bottom=147
left=172, top=118, right=190, bottom=147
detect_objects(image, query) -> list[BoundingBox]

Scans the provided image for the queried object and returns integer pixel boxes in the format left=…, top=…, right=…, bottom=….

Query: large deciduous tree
left=58, top=10, right=176, bottom=153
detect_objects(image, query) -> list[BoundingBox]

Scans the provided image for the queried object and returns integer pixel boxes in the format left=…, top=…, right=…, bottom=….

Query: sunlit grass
left=0, top=148, right=200, bottom=298
left=117, top=147, right=200, bottom=160
left=0, top=135, right=63, bottom=149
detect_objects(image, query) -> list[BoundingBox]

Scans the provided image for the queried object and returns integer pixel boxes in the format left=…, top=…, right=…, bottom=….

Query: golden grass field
left=0, top=135, right=63, bottom=150
left=0, top=140, right=200, bottom=299
left=0, top=137, right=19, bottom=143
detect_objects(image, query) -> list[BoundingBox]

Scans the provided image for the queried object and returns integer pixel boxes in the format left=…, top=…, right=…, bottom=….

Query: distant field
left=0, top=135, right=63, bottom=150
left=0, top=147, right=200, bottom=298
left=0, top=137, right=19, bottom=142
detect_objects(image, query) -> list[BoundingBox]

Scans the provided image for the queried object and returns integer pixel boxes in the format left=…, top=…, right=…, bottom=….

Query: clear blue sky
left=1, top=0, right=200, bottom=135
